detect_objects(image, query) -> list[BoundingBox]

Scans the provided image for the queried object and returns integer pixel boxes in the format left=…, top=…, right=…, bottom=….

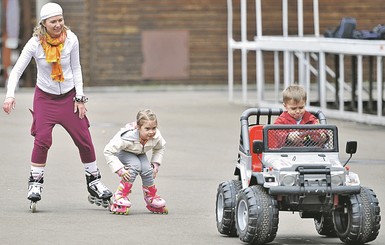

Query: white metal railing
left=227, top=0, right=385, bottom=126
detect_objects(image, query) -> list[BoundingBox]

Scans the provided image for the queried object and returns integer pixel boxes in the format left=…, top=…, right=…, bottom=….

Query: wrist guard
left=73, top=96, right=88, bottom=103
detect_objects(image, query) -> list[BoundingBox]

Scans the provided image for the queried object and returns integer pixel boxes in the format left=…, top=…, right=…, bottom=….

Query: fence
left=227, top=0, right=385, bottom=126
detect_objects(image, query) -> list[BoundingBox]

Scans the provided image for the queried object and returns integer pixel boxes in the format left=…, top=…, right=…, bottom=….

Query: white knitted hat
left=40, top=2, right=63, bottom=22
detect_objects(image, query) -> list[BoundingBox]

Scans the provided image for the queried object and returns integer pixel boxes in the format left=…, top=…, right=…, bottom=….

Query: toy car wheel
left=235, top=185, right=278, bottom=245
left=314, top=212, right=337, bottom=237
left=215, top=180, right=242, bottom=236
left=333, top=186, right=381, bottom=244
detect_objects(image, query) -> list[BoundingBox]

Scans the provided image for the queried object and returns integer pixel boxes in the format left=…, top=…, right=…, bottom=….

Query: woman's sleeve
left=70, top=33, right=84, bottom=97
left=5, top=38, right=35, bottom=98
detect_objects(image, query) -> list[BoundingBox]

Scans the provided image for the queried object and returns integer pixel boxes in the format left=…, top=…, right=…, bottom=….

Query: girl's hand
left=3, top=97, right=16, bottom=114
left=152, top=162, right=160, bottom=179
left=117, top=167, right=130, bottom=182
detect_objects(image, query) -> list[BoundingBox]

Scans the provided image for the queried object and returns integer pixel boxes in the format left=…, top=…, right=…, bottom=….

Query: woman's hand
left=3, top=97, right=16, bottom=114
left=74, top=102, right=87, bottom=119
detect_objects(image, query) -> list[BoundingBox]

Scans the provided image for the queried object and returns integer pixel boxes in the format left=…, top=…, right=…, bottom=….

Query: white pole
left=227, top=0, right=234, bottom=101
left=241, top=0, right=247, bottom=41
left=274, top=51, right=280, bottom=102
left=256, top=0, right=262, bottom=37
left=282, top=0, right=288, bottom=37
left=241, top=0, right=248, bottom=103
left=357, top=55, right=363, bottom=115
left=313, top=0, right=320, bottom=37
left=297, top=0, right=304, bottom=86
left=339, top=54, right=345, bottom=112
left=297, top=0, right=303, bottom=37
left=319, top=52, right=326, bottom=109
left=280, top=0, right=291, bottom=91
left=377, top=56, right=383, bottom=117
left=257, top=50, right=263, bottom=103
left=305, top=52, right=311, bottom=106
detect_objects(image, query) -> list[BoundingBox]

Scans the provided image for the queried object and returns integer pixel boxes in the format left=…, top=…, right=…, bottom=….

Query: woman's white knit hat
left=40, top=2, right=63, bottom=22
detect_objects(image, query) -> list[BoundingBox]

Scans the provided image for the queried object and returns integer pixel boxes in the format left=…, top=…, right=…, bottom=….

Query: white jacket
left=104, top=127, right=166, bottom=173
left=6, top=30, right=84, bottom=98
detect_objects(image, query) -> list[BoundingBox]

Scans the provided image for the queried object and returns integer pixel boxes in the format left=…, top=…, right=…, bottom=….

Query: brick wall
left=18, top=0, right=385, bottom=87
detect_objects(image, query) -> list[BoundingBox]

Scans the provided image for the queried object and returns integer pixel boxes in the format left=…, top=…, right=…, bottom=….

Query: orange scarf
left=40, top=31, right=67, bottom=82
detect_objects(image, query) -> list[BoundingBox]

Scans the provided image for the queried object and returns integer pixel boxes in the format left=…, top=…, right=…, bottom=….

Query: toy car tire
left=235, top=185, right=278, bottom=245
left=333, top=186, right=381, bottom=244
left=314, top=213, right=337, bottom=237
left=215, top=180, right=242, bottom=237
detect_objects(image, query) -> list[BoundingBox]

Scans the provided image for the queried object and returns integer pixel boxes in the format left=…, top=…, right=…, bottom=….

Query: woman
left=2, top=2, right=112, bottom=211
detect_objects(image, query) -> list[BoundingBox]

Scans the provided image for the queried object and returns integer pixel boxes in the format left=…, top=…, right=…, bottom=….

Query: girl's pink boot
left=110, top=181, right=132, bottom=215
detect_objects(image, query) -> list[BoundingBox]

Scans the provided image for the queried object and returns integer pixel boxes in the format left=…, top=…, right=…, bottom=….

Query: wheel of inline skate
left=146, top=205, right=168, bottom=214
left=88, top=195, right=95, bottom=204
left=102, top=199, right=111, bottom=208
left=110, top=203, right=130, bottom=215
left=121, top=209, right=129, bottom=215
left=30, top=201, right=37, bottom=213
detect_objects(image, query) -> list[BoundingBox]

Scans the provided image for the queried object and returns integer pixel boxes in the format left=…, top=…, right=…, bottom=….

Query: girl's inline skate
left=143, top=185, right=168, bottom=214
left=110, top=180, right=132, bottom=215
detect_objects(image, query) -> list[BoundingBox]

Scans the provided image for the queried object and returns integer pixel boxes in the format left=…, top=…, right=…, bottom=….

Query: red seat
left=249, top=125, right=264, bottom=172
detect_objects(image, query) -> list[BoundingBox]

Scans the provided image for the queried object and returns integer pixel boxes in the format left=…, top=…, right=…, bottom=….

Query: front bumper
left=268, top=185, right=361, bottom=195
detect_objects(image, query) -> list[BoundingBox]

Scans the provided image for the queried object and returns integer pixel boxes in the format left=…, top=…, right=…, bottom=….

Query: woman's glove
left=151, top=162, right=160, bottom=179
left=116, top=166, right=130, bottom=182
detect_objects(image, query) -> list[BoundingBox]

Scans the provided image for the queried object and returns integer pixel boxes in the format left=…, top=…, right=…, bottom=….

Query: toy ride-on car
left=215, top=108, right=380, bottom=245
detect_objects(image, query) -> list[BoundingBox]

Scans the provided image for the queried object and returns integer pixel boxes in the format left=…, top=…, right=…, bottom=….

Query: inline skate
left=143, top=185, right=168, bottom=214
left=27, top=174, right=44, bottom=213
left=110, top=180, right=132, bottom=215
left=85, top=170, right=112, bottom=208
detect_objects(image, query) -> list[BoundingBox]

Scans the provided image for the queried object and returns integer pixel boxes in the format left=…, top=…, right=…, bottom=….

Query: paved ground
left=0, top=86, right=384, bottom=245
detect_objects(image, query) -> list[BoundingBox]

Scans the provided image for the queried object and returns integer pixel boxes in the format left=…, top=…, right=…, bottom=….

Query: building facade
left=1, top=0, right=384, bottom=87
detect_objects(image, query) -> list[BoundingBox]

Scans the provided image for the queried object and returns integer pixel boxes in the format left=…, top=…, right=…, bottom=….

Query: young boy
left=274, top=84, right=319, bottom=125
left=273, top=85, right=326, bottom=146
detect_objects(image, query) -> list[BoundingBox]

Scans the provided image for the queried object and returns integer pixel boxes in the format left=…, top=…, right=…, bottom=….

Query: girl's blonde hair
left=136, top=109, right=158, bottom=128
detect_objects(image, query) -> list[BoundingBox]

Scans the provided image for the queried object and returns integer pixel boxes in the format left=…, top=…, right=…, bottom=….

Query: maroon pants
left=30, top=86, right=96, bottom=164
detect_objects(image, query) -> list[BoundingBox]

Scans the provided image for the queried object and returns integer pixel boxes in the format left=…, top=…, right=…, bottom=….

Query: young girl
left=104, top=109, right=167, bottom=215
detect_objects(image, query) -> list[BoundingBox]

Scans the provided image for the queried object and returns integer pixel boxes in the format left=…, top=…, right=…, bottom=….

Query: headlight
left=331, top=175, right=343, bottom=186
left=346, top=172, right=360, bottom=186
left=281, top=174, right=296, bottom=186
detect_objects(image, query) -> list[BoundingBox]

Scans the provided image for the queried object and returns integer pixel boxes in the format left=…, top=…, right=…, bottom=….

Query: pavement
left=0, top=86, right=384, bottom=245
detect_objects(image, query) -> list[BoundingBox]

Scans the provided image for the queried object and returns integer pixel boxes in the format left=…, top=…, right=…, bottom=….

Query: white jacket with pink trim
left=103, top=126, right=166, bottom=173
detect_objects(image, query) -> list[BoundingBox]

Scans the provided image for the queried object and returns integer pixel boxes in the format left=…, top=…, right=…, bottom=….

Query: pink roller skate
left=110, top=181, right=132, bottom=215
left=143, top=185, right=168, bottom=214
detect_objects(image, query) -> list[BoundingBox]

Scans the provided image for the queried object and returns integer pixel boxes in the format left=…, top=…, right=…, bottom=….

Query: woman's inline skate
left=86, top=170, right=113, bottom=208
left=143, top=185, right=168, bottom=214
left=110, top=180, right=132, bottom=215
left=27, top=174, right=44, bottom=213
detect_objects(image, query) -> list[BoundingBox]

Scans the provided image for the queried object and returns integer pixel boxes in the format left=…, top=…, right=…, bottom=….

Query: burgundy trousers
left=30, top=86, right=96, bottom=164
